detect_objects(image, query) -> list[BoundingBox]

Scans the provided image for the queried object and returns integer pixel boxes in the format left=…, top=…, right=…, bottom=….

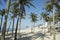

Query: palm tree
left=9, top=2, right=21, bottom=40
left=10, top=0, right=35, bottom=40
left=45, top=0, right=59, bottom=40
left=11, top=0, right=35, bottom=16
left=14, top=9, right=25, bottom=40
left=10, top=3, right=19, bottom=40
left=41, top=12, right=49, bottom=22
left=48, top=16, right=53, bottom=35
left=41, top=12, right=49, bottom=35
left=45, top=1, right=53, bottom=13
left=11, top=16, right=15, bottom=37
left=10, top=5, right=18, bottom=37
left=1, top=0, right=10, bottom=40
left=14, top=15, right=19, bottom=40
left=30, top=13, right=37, bottom=33
left=7, top=19, right=11, bottom=34
left=18, top=13, right=25, bottom=33
left=14, top=10, right=19, bottom=40
left=52, top=1, right=56, bottom=40
left=0, top=9, right=5, bottom=32
left=41, top=12, right=49, bottom=27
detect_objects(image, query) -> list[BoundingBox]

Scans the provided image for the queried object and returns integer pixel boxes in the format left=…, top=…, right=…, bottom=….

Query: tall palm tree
left=48, top=16, right=53, bottom=35
left=14, top=15, right=19, bottom=40
left=7, top=19, right=11, bottom=34
left=10, top=5, right=18, bottom=37
left=13, top=8, right=24, bottom=40
left=1, top=0, right=10, bottom=40
left=41, top=12, right=49, bottom=35
left=10, top=3, right=19, bottom=40
left=45, top=0, right=60, bottom=40
left=18, top=13, right=25, bottom=33
left=10, top=0, right=35, bottom=39
left=9, top=2, right=20, bottom=40
left=30, top=13, right=37, bottom=33
left=0, top=9, right=5, bottom=32
left=14, top=10, right=19, bottom=40
left=11, top=16, right=15, bottom=37
left=52, top=1, right=56, bottom=40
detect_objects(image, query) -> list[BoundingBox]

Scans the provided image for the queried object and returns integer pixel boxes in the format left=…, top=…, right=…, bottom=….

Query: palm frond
left=28, top=2, right=35, bottom=8
left=30, top=13, right=38, bottom=22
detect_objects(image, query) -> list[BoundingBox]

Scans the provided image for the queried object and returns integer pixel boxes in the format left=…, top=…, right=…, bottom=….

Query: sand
left=0, top=27, right=60, bottom=40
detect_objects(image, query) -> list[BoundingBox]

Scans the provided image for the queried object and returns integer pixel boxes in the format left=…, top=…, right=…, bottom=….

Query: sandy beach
left=0, top=27, right=60, bottom=40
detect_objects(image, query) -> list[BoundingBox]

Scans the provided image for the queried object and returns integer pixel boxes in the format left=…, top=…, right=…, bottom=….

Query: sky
left=0, top=0, right=48, bottom=29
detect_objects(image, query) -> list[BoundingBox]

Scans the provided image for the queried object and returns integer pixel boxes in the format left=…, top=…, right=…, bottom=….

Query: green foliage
left=11, top=0, right=35, bottom=16
left=30, top=13, right=38, bottom=23
left=41, top=12, right=49, bottom=22
left=45, top=1, right=53, bottom=12
left=18, top=13, right=25, bottom=19
left=0, top=9, right=6, bottom=16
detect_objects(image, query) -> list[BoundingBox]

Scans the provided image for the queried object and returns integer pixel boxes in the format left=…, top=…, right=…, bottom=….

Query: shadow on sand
left=4, top=31, right=50, bottom=40
left=17, top=31, right=50, bottom=40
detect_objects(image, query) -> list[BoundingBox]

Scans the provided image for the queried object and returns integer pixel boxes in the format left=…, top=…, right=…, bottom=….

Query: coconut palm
left=41, top=12, right=49, bottom=35
left=48, top=16, right=53, bottom=35
left=30, top=13, right=37, bottom=33
left=11, top=16, right=15, bottom=37
left=10, top=0, right=35, bottom=40
left=14, top=9, right=25, bottom=40
left=9, top=2, right=20, bottom=40
left=1, top=0, right=10, bottom=40
left=10, top=3, right=19, bottom=40
left=45, top=1, right=53, bottom=13
left=41, top=12, right=49, bottom=27
left=14, top=11, right=19, bottom=40
left=14, top=15, right=19, bottom=40
left=41, top=12, right=57, bottom=36
left=52, top=1, right=56, bottom=40
left=0, top=9, right=5, bottom=32
left=18, top=13, right=25, bottom=33
left=7, top=19, right=11, bottom=34
left=45, top=0, right=59, bottom=40
left=41, top=12, right=49, bottom=22
left=10, top=5, right=19, bottom=37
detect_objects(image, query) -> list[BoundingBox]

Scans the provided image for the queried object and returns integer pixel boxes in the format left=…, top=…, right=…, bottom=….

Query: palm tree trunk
left=0, top=24, right=1, bottom=32
left=31, top=23, right=33, bottom=33
left=1, top=0, right=10, bottom=40
left=49, top=22, right=52, bottom=36
left=7, top=20, right=11, bottom=34
left=0, top=16, right=3, bottom=32
left=12, top=18, right=14, bottom=37
left=34, top=22, right=35, bottom=32
left=14, top=17, right=19, bottom=40
left=31, top=22, right=35, bottom=33
left=1, top=13, right=8, bottom=40
left=19, top=18, right=21, bottom=33
left=53, top=5, right=56, bottom=40
left=44, top=20, right=45, bottom=34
